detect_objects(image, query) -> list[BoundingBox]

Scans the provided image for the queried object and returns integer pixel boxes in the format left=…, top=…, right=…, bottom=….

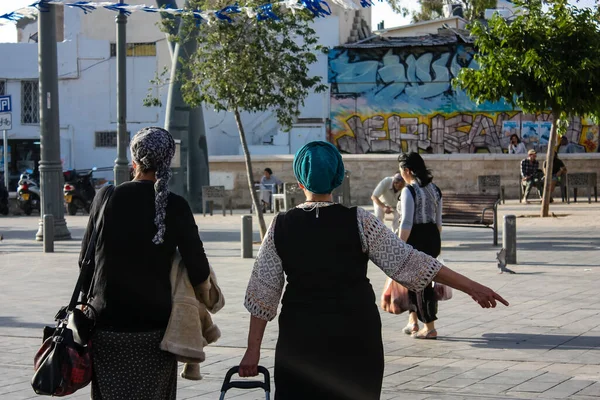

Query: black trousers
left=406, top=223, right=441, bottom=324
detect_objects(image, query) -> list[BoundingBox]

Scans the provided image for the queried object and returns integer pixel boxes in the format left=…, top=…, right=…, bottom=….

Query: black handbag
left=31, top=186, right=114, bottom=396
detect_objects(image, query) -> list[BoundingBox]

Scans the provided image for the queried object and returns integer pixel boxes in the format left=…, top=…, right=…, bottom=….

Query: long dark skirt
left=406, top=222, right=441, bottom=324
left=91, top=329, right=177, bottom=400
left=274, top=304, right=384, bottom=400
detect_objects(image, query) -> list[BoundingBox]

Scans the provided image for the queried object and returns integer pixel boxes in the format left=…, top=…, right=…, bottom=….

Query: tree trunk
left=234, top=109, right=268, bottom=240
left=541, top=111, right=559, bottom=217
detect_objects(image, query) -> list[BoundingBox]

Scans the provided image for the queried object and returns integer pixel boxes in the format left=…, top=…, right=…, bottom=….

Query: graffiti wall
left=328, top=43, right=598, bottom=154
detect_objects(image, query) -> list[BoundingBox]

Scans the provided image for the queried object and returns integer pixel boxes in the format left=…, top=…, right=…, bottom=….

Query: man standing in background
left=371, top=173, right=405, bottom=234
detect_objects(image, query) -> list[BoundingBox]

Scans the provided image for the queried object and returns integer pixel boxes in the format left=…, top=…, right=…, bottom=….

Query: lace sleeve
left=357, top=207, right=442, bottom=292
left=244, top=215, right=285, bottom=321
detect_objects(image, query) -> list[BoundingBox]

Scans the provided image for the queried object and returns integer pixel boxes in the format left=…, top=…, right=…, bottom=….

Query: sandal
left=403, top=323, right=419, bottom=335
left=412, top=329, right=437, bottom=339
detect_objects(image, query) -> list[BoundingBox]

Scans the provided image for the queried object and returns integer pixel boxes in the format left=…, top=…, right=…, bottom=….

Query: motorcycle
left=0, top=173, right=9, bottom=216
left=17, top=169, right=41, bottom=216
left=63, top=167, right=97, bottom=216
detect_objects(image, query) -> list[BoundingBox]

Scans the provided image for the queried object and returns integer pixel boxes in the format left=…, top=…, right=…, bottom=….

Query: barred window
left=95, top=131, right=130, bottom=148
left=110, top=42, right=157, bottom=57
left=21, top=81, right=39, bottom=124
left=0, top=80, right=5, bottom=96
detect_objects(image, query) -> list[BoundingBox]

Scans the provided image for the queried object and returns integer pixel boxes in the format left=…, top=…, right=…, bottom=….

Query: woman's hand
left=239, top=347, right=260, bottom=377
left=433, top=266, right=509, bottom=309
left=467, top=282, right=509, bottom=308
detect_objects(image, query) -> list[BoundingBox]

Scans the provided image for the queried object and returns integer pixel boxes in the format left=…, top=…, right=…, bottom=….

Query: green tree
left=453, top=0, right=600, bottom=217
left=173, top=0, right=326, bottom=239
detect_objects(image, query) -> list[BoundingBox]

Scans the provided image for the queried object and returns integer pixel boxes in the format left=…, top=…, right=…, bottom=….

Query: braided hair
left=130, top=127, right=175, bottom=245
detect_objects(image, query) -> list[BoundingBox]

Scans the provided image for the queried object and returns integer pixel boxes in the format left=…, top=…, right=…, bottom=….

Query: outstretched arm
left=434, top=266, right=509, bottom=308
left=357, top=207, right=508, bottom=308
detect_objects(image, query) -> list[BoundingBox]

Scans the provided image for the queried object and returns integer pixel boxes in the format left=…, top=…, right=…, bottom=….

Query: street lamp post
left=36, top=3, right=71, bottom=241
left=113, top=8, right=130, bottom=185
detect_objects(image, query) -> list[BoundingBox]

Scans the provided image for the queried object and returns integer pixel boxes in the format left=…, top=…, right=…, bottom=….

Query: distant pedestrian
left=371, top=173, right=404, bottom=234
left=397, top=152, right=443, bottom=339
left=508, top=134, right=527, bottom=154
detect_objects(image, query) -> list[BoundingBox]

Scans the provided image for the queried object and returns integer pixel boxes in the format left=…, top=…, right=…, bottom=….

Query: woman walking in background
left=239, top=141, right=508, bottom=400
left=398, top=152, right=443, bottom=339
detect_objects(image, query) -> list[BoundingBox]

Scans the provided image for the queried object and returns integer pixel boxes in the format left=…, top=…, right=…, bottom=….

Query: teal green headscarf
left=293, top=141, right=345, bottom=195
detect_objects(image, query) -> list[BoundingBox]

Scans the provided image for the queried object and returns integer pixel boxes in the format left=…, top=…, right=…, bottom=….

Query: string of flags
left=0, top=0, right=374, bottom=26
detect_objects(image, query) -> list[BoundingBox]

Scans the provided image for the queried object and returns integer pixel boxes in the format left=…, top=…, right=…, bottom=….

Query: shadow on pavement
left=0, top=316, right=47, bottom=330
left=443, top=333, right=600, bottom=351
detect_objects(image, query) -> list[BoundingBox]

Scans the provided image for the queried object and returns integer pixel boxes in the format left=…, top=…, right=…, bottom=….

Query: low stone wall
left=209, top=153, right=600, bottom=208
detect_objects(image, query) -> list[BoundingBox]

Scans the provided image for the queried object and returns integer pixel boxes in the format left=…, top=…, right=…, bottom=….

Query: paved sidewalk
left=1, top=201, right=600, bottom=399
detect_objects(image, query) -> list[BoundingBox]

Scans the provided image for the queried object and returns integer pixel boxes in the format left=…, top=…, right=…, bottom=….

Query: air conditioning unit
left=484, top=8, right=512, bottom=19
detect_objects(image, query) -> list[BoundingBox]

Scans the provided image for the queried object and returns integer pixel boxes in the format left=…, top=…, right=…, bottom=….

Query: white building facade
left=0, top=1, right=371, bottom=185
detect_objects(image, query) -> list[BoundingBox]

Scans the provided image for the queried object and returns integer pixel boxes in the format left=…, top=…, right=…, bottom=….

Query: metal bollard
left=503, top=215, right=517, bottom=264
left=241, top=215, right=253, bottom=259
left=43, top=214, right=54, bottom=253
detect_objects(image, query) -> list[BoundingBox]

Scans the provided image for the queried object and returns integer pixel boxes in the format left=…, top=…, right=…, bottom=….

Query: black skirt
left=274, top=304, right=384, bottom=400
left=91, top=329, right=177, bottom=400
left=406, top=222, right=441, bottom=323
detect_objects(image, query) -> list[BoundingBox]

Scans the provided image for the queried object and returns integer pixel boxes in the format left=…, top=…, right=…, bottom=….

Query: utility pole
left=36, top=3, right=71, bottom=241
left=156, top=0, right=210, bottom=212
left=114, top=5, right=130, bottom=185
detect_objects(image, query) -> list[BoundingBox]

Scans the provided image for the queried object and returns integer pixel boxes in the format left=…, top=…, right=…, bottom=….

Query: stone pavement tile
left=452, top=368, right=504, bottom=380
left=478, top=369, right=545, bottom=386
left=383, top=392, right=430, bottom=400
left=507, top=361, right=553, bottom=371
left=576, top=381, right=600, bottom=397
left=572, top=364, right=600, bottom=379
left=458, top=383, right=515, bottom=395
left=539, top=379, right=596, bottom=399
left=509, top=372, right=570, bottom=393
left=542, top=363, right=586, bottom=375
left=428, top=378, right=480, bottom=390
left=418, top=358, right=461, bottom=368
left=445, top=359, right=488, bottom=370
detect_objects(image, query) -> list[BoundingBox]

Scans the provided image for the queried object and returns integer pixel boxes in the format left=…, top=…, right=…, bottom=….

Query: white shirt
left=372, top=177, right=401, bottom=207
left=508, top=142, right=527, bottom=154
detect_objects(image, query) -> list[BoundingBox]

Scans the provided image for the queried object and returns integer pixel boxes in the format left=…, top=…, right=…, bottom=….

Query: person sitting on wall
left=557, top=135, right=582, bottom=154
left=508, top=134, right=527, bottom=154
left=543, top=151, right=567, bottom=203
left=520, top=149, right=544, bottom=203
left=371, top=173, right=405, bottom=234
left=260, top=168, right=282, bottom=212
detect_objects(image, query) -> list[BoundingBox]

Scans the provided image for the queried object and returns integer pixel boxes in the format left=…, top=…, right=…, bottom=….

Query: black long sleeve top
left=79, top=180, right=211, bottom=331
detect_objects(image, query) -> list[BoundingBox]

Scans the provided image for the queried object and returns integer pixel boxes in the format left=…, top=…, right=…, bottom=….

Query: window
left=110, top=42, right=157, bottom=57
left=95, top=131, right=131, bottom=148
left=21, top=81, right=39, bottom=124
left=0, top=80, right=5, bottom=96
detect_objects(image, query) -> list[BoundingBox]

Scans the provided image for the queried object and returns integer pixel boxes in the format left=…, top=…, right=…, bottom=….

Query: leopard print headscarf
left=130, top=127, right=175, bottom=245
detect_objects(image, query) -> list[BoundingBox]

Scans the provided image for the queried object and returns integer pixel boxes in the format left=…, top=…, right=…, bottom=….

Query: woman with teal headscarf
left=239, top=141, right=508, bottom=400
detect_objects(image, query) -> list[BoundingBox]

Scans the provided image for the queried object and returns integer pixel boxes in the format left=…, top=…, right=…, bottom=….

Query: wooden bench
left=567, top=172, right=598, bottom=203
left=442, top=193, right=500, bottom=246
left=478, top=175, right=505, bottom=204
left=202, top=185, right=232, bottom=216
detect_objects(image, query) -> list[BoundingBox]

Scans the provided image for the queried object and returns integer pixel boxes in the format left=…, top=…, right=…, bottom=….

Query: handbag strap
left=67, top=185, right=115, bottom=312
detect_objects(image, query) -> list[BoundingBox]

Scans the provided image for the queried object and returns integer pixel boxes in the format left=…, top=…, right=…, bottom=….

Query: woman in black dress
left=398, top=152, right=443, bottom=339
left=239, top=141, right=508, bottom=400
left=79, top=127, right=211, bottom=399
